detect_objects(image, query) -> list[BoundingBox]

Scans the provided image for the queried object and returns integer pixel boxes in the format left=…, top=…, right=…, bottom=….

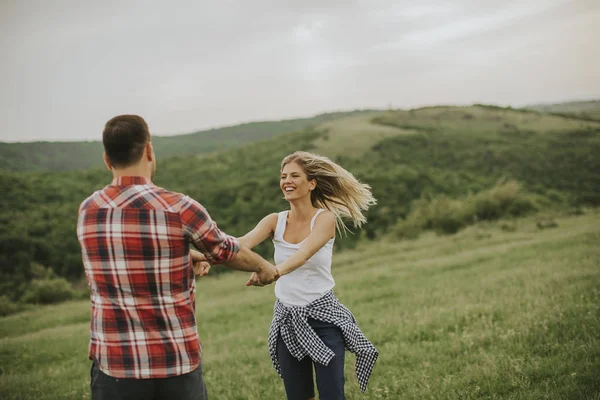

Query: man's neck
left=111, top=166, right=151, bottom=180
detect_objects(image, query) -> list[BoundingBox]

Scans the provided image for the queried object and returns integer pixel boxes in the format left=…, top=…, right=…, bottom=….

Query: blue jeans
left=277, top=318, right=346, bottom=400
left=90, top=362, right=208, bottom=400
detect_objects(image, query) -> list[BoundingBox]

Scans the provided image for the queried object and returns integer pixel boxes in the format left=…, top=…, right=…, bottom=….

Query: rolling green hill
left=2, top=100, right=597, bottom=172
left=0, top=110, right=375, bottom=171
left=1, top=104, right=599, bottom=309
left=1, top=211, right=598, bottom=399
left=526, top=99, right=600, bottom=122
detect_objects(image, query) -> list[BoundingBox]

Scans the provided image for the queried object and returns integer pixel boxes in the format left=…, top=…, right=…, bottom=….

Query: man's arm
left=180, top=196, right=278, bottom=283
left=223, top=245, right=279, bottom=284
left=192, top=243, right=278, bottom=283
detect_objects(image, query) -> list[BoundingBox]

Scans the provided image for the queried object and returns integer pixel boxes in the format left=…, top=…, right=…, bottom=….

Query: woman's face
left=280, top=161, right=315, bottom=202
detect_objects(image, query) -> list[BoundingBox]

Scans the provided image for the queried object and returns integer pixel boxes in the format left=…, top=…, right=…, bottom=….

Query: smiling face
left=280, top=161, right=316, bottom=202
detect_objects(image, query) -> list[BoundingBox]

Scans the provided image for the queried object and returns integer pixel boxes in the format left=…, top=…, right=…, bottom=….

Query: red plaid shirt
left=77, top=176, right=239, bottom=378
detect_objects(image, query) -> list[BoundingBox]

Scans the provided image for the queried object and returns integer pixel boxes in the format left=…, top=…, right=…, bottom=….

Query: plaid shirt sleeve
left=179, top=195, right=240, bottom=264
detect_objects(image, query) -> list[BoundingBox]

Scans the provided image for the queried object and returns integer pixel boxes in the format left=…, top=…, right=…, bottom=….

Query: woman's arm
left=238, top=213, right=278, bottom=249
left=277, top=211, right=336, bottom=276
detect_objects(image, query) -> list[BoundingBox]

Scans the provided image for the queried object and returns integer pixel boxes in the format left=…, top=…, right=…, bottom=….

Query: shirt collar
left=111, top=176, right=154, bottom=186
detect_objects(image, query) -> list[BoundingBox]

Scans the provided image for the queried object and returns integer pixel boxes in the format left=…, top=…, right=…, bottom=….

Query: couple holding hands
left=78, top=115, right=378, bottom=400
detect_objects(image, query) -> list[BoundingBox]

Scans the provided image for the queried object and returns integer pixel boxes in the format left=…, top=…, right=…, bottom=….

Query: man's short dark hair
left=103, top=115, right=151, bottom=168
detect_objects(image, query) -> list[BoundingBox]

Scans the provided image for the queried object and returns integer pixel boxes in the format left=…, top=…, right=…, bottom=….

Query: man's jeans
left=91, top=362, right=208, bottom=400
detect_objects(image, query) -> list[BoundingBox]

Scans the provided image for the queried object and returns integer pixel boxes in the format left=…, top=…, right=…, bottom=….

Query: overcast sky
left=1, top=0, right=599, bottom=142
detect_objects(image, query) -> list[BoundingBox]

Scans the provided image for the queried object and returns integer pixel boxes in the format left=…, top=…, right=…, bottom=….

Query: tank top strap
left=310, top=209, right=326, bottom=231
left=274, top=211, right=289, bottom=241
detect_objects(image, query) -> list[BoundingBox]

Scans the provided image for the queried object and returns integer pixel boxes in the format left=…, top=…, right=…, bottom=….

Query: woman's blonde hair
left=281, top=151, right=376, bottom=234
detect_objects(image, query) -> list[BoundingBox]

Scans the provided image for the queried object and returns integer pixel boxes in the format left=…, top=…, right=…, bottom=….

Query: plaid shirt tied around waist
left=77, top=176, right=239, bottom=379
left=268, top=291, right=378, bottom=392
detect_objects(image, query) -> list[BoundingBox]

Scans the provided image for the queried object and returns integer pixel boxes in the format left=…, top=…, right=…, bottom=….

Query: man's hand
left=191, top=249, right=211, bottom=277
left=246, top=265, right=280, bottom=287
left=257, top=262, right=279, bottom=285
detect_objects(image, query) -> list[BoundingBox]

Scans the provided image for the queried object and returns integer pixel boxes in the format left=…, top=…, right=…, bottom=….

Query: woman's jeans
left=277, top=318, right=346, bottom=400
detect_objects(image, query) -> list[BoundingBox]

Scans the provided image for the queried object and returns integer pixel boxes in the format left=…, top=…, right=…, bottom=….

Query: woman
left=240, top=151, right=378, bottom=400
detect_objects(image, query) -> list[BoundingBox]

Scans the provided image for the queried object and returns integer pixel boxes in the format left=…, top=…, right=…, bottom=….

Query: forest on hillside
left=1, top=105, right=599, bottom=312
left=0, top=111, right=375, bottom=171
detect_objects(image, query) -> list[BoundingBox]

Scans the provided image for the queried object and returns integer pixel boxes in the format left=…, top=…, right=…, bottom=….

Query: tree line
left=1, top=106, right=598, bottom=311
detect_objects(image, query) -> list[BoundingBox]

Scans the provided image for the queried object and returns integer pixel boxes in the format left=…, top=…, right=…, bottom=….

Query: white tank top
left=273, top=209, right=335, bottom=306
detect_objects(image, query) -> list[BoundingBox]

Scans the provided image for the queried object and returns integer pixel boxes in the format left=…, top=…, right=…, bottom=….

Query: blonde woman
left=240, top=151, right=379, bottom=400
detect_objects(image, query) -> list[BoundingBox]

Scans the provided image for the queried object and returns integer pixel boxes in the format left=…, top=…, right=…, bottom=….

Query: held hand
left=193, top=261, right=211, bottom=277
left=190, top=250, right=211, bottom=277
left=190, top=249, right=208, bottom=263
left=254, top=264, right=281, bottom=286
left=245, top=265, right=281, bottom=287
left=245, top=272, right=264, bottom=287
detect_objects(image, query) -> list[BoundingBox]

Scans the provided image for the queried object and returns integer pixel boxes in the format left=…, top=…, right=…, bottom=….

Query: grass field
left=1, top=211, right=599, bottom=399
left=312, top=112, right=415, bottom=158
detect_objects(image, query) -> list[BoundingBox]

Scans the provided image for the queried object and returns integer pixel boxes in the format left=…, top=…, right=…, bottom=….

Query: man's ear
left=102, top=153, right=113, bottom=171
left=146, top=142, right=154, bottom=162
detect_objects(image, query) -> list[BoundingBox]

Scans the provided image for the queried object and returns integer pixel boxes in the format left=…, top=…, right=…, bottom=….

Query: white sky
left=1, top=0, right=599, bottom=142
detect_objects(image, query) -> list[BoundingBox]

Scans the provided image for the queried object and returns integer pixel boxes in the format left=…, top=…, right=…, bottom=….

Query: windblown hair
left=281, top=151, right=377, bottom=234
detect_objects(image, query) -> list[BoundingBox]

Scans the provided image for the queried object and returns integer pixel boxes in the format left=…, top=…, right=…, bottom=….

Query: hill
left=0, top=110, right=375, bottom=171
left=3, top=99, right=597, bottom=172
left=525, top=99, right=600, bottom=122
left=1, top=211, right=598, bottom=399
left=1, top=104, right=599, bottom=306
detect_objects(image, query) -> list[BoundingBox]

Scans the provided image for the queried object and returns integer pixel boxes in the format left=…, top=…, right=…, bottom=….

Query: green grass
left=312, top=112, right=415, bottom=158
left=1, top=211, right=599, bottom=399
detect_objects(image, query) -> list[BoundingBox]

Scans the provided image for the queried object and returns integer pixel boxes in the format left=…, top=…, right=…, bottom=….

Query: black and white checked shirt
left=268, top=291, right=378, bottom=392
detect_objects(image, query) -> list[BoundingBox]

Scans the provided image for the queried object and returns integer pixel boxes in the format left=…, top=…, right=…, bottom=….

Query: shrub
left=466, top=180, right=538, bottom=219
left=395, top=196, right=466, bottom=236
left=536, top=218, right=559, bottom=230
left=0, top=295, right=24, bottom=317
left=394, top=180, right=542, bottom=237
left=426, top=197, right=466, bottom=234
left=20, top=278, right=75, bottom=304
left=394, top=221, right=422, bottom=239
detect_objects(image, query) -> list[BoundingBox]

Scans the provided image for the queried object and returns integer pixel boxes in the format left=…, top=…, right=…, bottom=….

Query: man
left=77, top=115, right=278, bottom=400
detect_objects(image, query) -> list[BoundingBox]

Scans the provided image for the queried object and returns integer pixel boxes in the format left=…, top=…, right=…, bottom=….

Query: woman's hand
left=245, top=272, right=264, bottom=287
left=245, top=267, right=281, bottom=287
left=191, top=249, right=211, bottom=277
left=193, top=261, right=211, bottom=277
